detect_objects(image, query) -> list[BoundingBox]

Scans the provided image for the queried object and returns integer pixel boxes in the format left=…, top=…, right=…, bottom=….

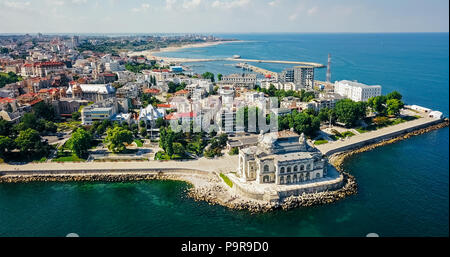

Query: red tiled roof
left=156, top=103, right=172, bottom=108
left=38, top=88, right=59, bottom=94
left=174, top=89, right=189, bottom=95
left=164, top=113, right=177, bottom=120
left=152, top=69, right=170, bottom=73
left=29, top=98, right=43, bottom=106
left=18, top=93, right=38, bottom=98
left=143, top=88, right=160, bottom=94
left=23, top=62, right=65, bottom=68
left=0, top=97, right=16, bottom=104
left=165, top=112, right=197, bottom=120
left=177, top=112, right=197, bottom=118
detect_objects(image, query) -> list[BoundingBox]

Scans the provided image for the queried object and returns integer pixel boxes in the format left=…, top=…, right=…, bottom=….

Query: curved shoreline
left=0, top=119, right=447, bottom=213
left=329, top=119, right=449, bottom=171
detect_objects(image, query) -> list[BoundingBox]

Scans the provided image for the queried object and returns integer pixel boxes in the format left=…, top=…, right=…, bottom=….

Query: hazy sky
left=0, top=0, right=448, bottom=33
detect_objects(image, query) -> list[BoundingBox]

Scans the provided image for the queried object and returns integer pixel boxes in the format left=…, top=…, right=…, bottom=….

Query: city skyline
left=0, top=0, right=448, bottom=34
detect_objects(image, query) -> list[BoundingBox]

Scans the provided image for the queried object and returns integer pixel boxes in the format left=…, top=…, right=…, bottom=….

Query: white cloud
left=211, top=0, right=250, bottom=9
left=131, top=3, right=151, bottom=12
left=45, top=0, right=65, bottom=6
left=3, top=1, right=31, bottom=10
left=72, top=0, right=87, bottom=4
left=165, top=0, right=177, bottom=10
left=268, top=0, right=280, bottom=7
left=183, top=0, right=202, bottom=9
left=288, top=3, right=305, bottom=21
left=307, top=6, right=318, bottom=16
left=288, top=13, right=298, bottom=21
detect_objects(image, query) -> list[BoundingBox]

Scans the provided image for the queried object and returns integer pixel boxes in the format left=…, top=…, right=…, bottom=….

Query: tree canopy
left=14, top=128, right=44, bottom=154
left=386, top=98, right=404, bottom=116
left=334, top=99, right=367, bottom=127
left=67, top=128, right=92, bottom=158
left=104, top=126, right=133, bottom=153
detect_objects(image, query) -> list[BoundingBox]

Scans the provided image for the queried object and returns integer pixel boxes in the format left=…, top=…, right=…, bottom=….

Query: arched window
left=263, top=175, right=270, bottom=183
left=280, top=167, right=285, bottom=173
left=280, top=176, right=284, bottom=184
left=316, top=173, right=321, bottom=179
left=300, top=165, right=305, bottom=171
left=287, top=167, right=291, bottom=173
left=293, top=174, right=297, bottom=183
left=293, top=165, right=298, bottom=172
left=264, top=165, right=269, bottom=173
left=286, top=175, right=291, bottom=184
left=306, top=164, right=311, bottom=170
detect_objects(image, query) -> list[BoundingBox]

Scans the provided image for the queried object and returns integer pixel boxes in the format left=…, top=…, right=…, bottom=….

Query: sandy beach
left=128, top=40, right=239, bottom=62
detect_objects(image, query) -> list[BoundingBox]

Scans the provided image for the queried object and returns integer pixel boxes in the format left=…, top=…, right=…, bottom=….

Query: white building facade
left=238, top=131, right=327, bottom=185
left=334, top=80, right=382, bottom=102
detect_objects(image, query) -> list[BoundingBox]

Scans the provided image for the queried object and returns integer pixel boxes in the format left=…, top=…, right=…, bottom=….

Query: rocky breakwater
left=0, top=172, right=207, bottom=185
left=187, top=172, right=357, bottom=213
left=330, top=118, right=450, bottom=170
left=280, top=172, right=357, bottom=210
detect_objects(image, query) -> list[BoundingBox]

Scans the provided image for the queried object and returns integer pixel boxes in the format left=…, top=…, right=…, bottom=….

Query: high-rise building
left=278, top=66, right=315, bottom=89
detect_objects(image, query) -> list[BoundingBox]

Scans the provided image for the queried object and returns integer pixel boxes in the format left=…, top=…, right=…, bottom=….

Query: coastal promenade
left=0, top=155, right=238, bottom=173
left=315, top=116, right=445, bottom=156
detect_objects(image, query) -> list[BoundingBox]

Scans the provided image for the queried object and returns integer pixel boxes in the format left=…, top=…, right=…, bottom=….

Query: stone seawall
left=187, top=172, right=357, bottom=212
left=0, top=168, right=210, bottom=178
left=320, top=118, right=448, bottom=156
left=329, top=119, right=449, bottom=171
left=228, top=172, right=347, bottom=202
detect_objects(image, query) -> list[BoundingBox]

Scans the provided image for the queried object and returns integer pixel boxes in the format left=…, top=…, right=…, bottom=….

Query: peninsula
left=0, top=33, right=448, bottom=212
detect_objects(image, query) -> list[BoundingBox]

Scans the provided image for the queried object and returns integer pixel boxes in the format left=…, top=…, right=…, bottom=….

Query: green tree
left=0, top=119, right=12, bottom=136
left=67, top=128, right=92, bottom=158
left=202, top=72, right=215, bottom=82
left=228, top=147, right=239, bottom=155
left=386, top=99, right=404, bottom=116
left=33, top=101, right=56, bottom=121
left=217, top=73, right=222, bottom=81
left=15, top=128, right=43, bottom=153
left=139, top=127, right=147, bottom=137
left=386, top=91, right=402, bottom=101
left=72, top=111, right=81, bottom=121
left=218, top=133, right=228, bottom=147
left=0, top=135, right=15, bottom=157
left=318, top=107, right=336, bottom=123
left=367, top=95, right=387, bottom=115
left=104, top=126, right=133, bottom=153
left=172, top=142, right=185, bottom=156
left=334, top=99, right=367, bottom=127
left=155, top=117, right=165, bottom=128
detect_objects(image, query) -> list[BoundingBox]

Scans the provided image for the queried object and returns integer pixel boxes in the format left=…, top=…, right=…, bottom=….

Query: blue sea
left=0, top=33, right=448, bottom=236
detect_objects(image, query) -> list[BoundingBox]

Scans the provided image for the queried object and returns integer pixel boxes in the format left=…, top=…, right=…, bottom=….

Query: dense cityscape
left=0, top=32, right=446, bottom=214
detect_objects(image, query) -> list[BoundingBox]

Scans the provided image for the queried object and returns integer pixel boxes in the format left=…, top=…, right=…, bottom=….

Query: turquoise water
left=0, top=33, right=448, bottom=236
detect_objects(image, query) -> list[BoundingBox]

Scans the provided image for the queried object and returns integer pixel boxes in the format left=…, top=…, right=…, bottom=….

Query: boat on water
left=233, top=55, right=241, bottom=59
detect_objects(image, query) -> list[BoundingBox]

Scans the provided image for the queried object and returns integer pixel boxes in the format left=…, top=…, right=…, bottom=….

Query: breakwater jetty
left=316, top=116, right=448, bottom=156
left=328, top=118, right=449, bottom=170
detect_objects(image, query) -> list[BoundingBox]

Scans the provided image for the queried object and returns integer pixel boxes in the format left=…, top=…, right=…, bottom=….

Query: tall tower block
left=326, top=53, right=331, bottom=83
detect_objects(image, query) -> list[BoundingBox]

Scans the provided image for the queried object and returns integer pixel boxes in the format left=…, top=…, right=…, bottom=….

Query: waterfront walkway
left=315, top=116, right=443, bottom=156
left=0, top=155, right=239, bottom=173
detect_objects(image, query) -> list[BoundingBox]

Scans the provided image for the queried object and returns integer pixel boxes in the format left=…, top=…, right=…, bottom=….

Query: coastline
left=128, top=40, right=240, bottom=60
left=329, top=118, right=449, bottom=171
left=0, top=119, right=448, bottom=213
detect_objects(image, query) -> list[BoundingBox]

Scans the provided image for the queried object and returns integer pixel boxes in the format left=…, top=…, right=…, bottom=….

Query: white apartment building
left=260, top=81, right=299, bottom=91
left=334, top=80, right=382, bottom=102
